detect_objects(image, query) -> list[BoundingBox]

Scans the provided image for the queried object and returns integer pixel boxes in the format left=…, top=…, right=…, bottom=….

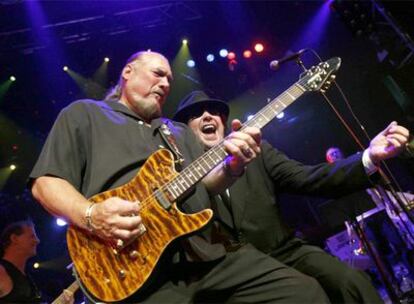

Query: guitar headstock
left=299, top=57, right=341, bottom=93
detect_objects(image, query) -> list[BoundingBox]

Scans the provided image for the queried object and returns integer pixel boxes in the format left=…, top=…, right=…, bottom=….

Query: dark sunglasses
left=187, top=106, right=223, bottom=121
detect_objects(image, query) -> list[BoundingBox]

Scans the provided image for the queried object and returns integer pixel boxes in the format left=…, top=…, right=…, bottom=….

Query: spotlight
left=243, top=50, right=252, bottom=58
left=219, top=49, right=228, bottom=57
left=104, top=57, right=110, bottom=62
left=33, top=262, right=40, bottom=269
left=63, top=66, right=68, bottom=72
left=276, top=112, right=285, bottom=119
left=206, top=54, right=215, bottom=62
left=227, top=52, right=236, bottom=60
left=186, top=60, right=195, bottom=68
left=10, top=76, right=16, bottom=82
left=10, top=164, right=16, bottom=171
left=254, top=43, right=264, bottom=53
left=56, top=218, right=67, bottom=226
left=182, top=39, right=188, bottom=45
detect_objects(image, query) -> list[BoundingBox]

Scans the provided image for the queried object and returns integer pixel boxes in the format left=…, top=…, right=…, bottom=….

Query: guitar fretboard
left=161, top=82, right=306, bottom=201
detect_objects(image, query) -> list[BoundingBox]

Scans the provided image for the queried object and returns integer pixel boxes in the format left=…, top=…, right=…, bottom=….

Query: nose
left=159, top=76, right=170, bottom=91
left=201, top=111, right=214, bottom=120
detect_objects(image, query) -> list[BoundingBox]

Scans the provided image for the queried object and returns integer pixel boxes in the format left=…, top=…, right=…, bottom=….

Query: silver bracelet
left=85, top=203, right=96, bottom=232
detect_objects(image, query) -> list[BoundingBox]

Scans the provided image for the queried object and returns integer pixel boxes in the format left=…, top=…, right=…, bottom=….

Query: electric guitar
left=67, top=57, right=341, bottom=302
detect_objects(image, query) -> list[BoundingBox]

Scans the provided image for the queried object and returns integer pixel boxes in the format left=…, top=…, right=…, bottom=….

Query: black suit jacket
left=215, top=141, right=373, bottom=255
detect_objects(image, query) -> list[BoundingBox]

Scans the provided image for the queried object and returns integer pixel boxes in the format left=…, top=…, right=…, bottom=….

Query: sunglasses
left=187, top=106, right=224, bottom=121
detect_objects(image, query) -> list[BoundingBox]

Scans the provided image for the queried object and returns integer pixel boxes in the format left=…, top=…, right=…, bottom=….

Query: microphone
left=269, top=49, right=307, bottom=70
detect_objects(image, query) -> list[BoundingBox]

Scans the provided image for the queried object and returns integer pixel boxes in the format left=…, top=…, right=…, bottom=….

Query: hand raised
left=368, top=121, right=410, bottom=164
left=222, top=119, right=261, bottom=176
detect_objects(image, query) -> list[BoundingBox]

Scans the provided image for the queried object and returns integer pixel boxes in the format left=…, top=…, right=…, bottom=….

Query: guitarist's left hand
left=60, top=288, right=74, bottom=304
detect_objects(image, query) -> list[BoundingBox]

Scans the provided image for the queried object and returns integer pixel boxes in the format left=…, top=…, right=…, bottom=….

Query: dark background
left=0, top=0, right=413, bottom=300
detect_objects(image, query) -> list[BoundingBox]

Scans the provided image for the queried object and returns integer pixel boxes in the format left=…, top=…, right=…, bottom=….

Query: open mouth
left=201, top=124, right=216, bottom=134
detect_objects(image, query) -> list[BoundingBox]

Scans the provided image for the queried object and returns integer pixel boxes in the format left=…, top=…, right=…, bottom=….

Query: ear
left=10, top=234, right=19, bottom=244
left=122, top=64, right=134, bottom=81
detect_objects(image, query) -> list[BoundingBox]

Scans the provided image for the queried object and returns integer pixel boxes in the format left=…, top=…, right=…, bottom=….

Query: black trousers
left=273, top=238, right=383, bottom=304
left=137, top=243, right=329, bottom=303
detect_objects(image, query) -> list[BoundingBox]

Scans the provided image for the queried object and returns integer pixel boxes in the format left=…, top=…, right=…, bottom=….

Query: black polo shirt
left=32, top=99, right=197, bottom=197
left=31, top=99, right=227, bottom=261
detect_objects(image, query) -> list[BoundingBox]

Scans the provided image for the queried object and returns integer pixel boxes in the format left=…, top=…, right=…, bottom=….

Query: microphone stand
left=291, top=54, right=403, bottom=302
left=352, top=218, right=401, bottom=303
left=295, top=57, right=307, bottom=72
left=379, top=170, right=414, bottom=228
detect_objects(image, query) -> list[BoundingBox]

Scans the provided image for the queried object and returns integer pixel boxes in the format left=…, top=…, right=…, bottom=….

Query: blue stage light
left=206, top=54, right=215, bottom=62
left=186, top=59, right=196, bottom=68
left=56, top=218, right=67, bottom=226
left=219, top=49, right=228, bottom=57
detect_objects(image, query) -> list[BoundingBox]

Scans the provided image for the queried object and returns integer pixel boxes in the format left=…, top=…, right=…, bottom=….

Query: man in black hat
left=173, top=90, right=410, bottom=303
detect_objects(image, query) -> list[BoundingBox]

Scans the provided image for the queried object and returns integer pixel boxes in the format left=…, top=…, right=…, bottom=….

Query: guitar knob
left=129, top=250, right=140, bottom=260
left=116, top=239, right=124, bottom=249
left=119, top=269, right=126, bottom=279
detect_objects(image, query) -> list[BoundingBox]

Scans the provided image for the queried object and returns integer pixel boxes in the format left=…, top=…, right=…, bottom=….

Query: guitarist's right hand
left=89, top=197, right=146, bottom=243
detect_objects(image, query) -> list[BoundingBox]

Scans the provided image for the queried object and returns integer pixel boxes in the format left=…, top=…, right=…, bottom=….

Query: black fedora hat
left=173, top=90, right=229, bottom=123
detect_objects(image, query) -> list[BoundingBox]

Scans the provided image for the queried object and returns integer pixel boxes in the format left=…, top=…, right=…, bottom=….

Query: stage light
left=227, top=52, right=236, bottom=60
left=56, top=218, right=67, bottom=226
left=182, top=39, right=188, bottom=45
left=186, top=60, right=195, bottom=68
left=254, top=43, right=264, bottom=53
left=10, top=164, right=16, bottom=171
left=104, top=57, right=110, bottom=63
left=63, top=66, right=68, bottom=72
left=276, top=112, right=285, bottom=119
left=247, top=114, right=254, bottom=121
left=10, top=76, right=16, bottom=82
left=243, top=50, right=252, bottom=58
left=33, top=262, right=40, bottom=269
left=206, top=54, right=215, bottom=62
left=219, top=49, right=228, bottom=57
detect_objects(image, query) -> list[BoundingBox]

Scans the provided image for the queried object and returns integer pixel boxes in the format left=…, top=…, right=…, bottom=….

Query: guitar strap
left=159, top=121, right=185, bottom=170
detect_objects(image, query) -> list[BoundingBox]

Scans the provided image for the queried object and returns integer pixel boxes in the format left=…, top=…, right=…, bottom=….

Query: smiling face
left=188, top=110, right=226, bottom=150
left=120, top=52, right=173, bottom=122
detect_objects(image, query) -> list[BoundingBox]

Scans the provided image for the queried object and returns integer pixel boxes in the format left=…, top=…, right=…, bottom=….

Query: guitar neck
left=51, top=280, right=79, bottom=304
left=163, top=82, right=306, bottom=201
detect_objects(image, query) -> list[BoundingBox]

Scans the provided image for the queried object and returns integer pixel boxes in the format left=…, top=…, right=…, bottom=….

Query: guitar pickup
left=154, top=189, right=172, bottom=210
